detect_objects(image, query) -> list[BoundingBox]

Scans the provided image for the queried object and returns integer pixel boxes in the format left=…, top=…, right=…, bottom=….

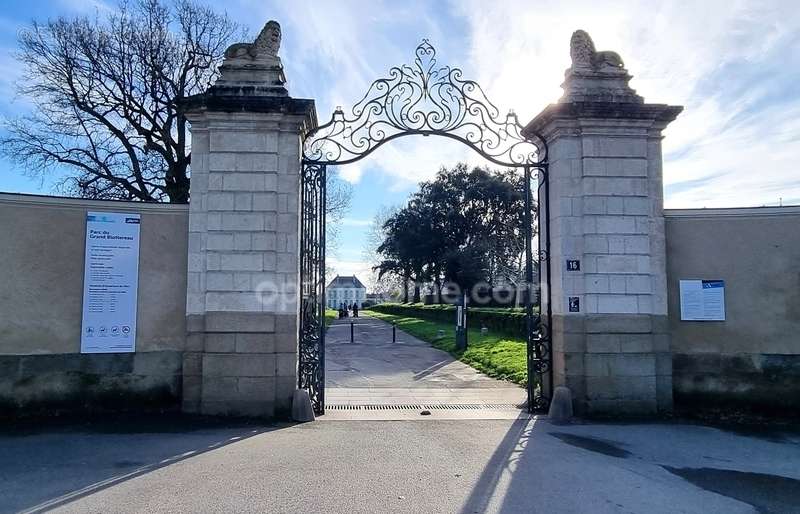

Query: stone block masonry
left=524, top=30, right=681, bottom=416
left=184, top=313, right=297, bottom=417
left=178, top=22, right=315, bottom=418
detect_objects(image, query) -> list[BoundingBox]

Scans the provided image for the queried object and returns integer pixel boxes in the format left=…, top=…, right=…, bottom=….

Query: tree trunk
left=165, top=161, right=191, bottom=203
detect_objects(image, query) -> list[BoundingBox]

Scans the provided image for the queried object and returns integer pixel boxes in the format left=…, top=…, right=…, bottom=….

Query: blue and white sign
left=679, top=279, right=725, bottom=321
left=80, top=212, right=141, bottom=353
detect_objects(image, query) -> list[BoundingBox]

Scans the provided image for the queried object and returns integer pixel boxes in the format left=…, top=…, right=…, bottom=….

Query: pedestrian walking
left=352, top=302, right=359, bottom=318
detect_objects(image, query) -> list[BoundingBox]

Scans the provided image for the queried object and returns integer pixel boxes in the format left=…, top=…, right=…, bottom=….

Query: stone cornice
left=178, top=87, right=317, bottom=130
left=523, top=101, right=683, bottom=139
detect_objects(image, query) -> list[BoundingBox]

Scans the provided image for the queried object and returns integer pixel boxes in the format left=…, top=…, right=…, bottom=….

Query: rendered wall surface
left=665, top=206, right=800, bottom=411
left=0, top=193, right=189, bottom=416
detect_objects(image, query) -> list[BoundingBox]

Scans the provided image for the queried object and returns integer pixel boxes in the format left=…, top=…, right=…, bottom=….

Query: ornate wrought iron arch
left=299, top=40, right=552, bottom=415
left=303, top=40, right=547, bottom=167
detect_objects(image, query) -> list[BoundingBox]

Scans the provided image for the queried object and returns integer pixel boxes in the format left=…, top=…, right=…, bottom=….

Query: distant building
left=327, top=275, right=367, bottom=309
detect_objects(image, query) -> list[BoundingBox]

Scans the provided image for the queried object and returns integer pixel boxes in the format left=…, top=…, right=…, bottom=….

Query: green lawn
left=325, top=309, right=338, bottom=327
left=366, top=310, right=529, bottom=386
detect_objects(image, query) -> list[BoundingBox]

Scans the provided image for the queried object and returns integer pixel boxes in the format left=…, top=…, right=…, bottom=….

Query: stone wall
left=178, top=23, right=315, bottom=418
left=524, top=29, right=681, bottom=417
left=0, top=193, right=189, bottom=417
left=180, top=112, right=305, bottom=418
left=665, top=206, right=800, bottom=412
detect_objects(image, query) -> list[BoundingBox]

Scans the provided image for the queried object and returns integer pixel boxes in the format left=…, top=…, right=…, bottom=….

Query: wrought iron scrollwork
left=298, top=40, right=552, bottom=414
left=531, top=321, right=551, bottom=374
left=303, top=40, right=547, bottom=167
left=298, top=162, right=327, bottom=413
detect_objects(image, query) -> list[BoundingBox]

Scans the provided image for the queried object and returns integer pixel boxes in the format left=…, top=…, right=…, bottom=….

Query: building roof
left=327, top=275, right=366, bottom=290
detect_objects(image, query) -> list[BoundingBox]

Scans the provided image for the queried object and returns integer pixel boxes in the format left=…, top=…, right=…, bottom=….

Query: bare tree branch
left=1, top=0, right=241, bottom=202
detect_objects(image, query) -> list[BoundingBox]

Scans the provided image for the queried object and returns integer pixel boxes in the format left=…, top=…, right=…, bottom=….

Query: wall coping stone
left=0, top=192, right=189, bottom=212
left=665, top=205, right=800, bottom=218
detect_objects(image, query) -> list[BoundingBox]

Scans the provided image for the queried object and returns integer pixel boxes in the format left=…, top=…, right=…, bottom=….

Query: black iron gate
left=298, top=162, right=327, bottom=410
left=299, top=41, right=551, bottom=415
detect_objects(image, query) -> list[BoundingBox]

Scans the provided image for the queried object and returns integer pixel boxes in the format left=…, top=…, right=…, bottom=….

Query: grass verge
left=366, top=310, right=528, bottom=386
left=325, top=309, right=337, bottom=327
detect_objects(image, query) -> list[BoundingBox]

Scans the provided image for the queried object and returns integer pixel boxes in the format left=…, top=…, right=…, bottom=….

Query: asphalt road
left=324, top=315, right=526, bottom=408
left=325, top=315, right=516, bottom=388
left=3, top=417, right=799, bottom=513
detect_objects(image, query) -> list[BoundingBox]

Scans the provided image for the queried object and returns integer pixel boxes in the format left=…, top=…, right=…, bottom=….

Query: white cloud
left=334, top=162, right=364, bottom=184
left=454, top=0, right=800, bottom=208
left=327, top=257, right=372, bottom=281
left=265, top=0, right=800, bottom=207
left=3, top=0, right=797, bottom=208
left=233, top=0, right=480, bottom=186
left=56, top=0, right=111, bottom=14
left=340, top=217, right=371, bottom=227
left=349, top=136, right=472, bottom=187
left=254, top=0, right=800, bottom=207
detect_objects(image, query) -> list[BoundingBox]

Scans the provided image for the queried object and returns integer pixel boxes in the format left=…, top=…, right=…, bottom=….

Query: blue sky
left=1, top=0, right=799, bottom=282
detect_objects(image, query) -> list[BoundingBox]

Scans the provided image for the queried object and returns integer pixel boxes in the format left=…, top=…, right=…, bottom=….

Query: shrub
left=367, top=303, right=538, bottom=339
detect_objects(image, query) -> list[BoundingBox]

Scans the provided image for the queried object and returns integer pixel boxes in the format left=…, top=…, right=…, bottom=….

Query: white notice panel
left=80, top=212, right=141, bottom=353
left=679, top=280, right=725, bottom=321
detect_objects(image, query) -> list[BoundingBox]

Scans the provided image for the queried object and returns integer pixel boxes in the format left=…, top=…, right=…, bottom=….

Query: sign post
left=455, top=293, right=468, bottom=351
left=80, top=212, right=141, bottom=353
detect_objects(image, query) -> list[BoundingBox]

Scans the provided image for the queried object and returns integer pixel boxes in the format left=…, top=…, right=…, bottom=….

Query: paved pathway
left=3, top=417, right=799, bottom=513
left=324, top=315, right=525, bottom=409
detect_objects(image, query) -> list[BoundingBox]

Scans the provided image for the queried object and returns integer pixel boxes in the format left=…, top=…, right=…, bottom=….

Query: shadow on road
left=458, top=418, right=800, bottom=514
left=459, top=418, right=534, bottom=514
left=412, top=359, right=456, bottom=382
left=0, top=416, right=291, bottom=514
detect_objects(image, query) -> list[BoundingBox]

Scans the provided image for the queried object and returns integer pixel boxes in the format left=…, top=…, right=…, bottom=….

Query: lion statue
left=570, top=30, right=624, bottom=72
left=225, top=20, right=282, bottom=60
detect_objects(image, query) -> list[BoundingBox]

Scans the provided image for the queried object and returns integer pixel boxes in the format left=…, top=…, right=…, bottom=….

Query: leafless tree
left=362, top=204, right=405, bottom=297
left=325, top=167, right=353, bottom=256
left=1, top=0, right=240, bottom=202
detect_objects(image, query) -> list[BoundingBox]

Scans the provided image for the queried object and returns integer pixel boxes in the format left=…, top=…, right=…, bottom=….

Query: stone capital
left=178, top=91, right=317, bottom=134
left=523, top=101, right=683, bottom=141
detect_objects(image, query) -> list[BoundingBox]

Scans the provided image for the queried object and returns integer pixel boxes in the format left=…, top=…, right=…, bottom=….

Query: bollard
left=292, top=389, right=315, bottom=422
left=350, top=322, right=354, bottom=343
left=392, top=323, right=396, bottom=343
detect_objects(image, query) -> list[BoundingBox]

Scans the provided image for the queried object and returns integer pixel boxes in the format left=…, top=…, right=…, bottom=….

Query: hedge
left=366, top=303, right=539, bottom=339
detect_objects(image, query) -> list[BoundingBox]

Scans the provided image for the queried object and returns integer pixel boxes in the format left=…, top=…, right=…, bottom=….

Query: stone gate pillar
left=525, top=31, right=681, bottom=416
left=179, top=22, right=315, bottom=417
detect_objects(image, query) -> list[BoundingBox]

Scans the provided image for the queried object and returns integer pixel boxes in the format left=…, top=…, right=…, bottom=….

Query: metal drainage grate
left=326, top=403, right=525, bottom=411
left=327, top=404, right=422, bottom=411
left=425, top=404, right=478, bottom=410
left=423, top=403, right=526, bottom=410
left=364, top=404, right=422, bottom=411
